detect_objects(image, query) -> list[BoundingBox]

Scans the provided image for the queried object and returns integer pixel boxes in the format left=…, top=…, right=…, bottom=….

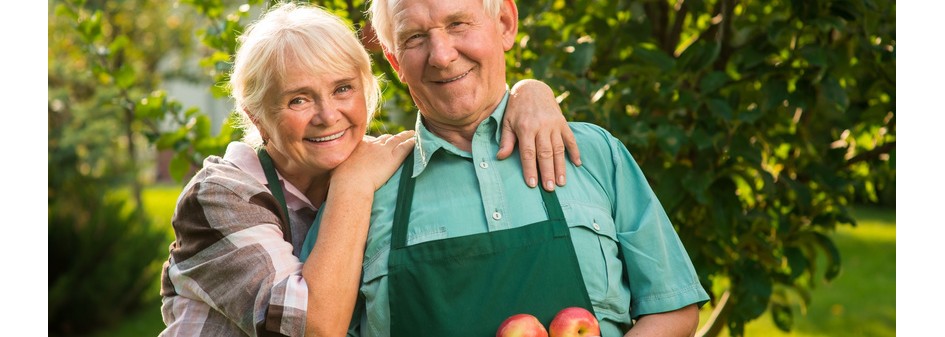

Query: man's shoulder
left=566, top=121, right=626, bottom=156
left=567, top=121, right=613, bottom=139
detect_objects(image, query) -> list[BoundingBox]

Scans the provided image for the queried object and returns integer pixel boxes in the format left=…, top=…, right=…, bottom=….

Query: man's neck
left=422, top=118, right=482, bottom=152
left=420, top=101, right=502, bottom=152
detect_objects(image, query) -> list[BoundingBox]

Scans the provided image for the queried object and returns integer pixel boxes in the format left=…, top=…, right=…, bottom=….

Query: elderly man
left=306, top=0, right=709, bottom=335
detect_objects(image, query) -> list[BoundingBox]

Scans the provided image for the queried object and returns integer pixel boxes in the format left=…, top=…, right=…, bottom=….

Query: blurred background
left=48, top=0, right=895, bottom=336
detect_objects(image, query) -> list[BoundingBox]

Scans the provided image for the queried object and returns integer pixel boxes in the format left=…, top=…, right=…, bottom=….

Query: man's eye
left=403, top=34, right=425, bottom=48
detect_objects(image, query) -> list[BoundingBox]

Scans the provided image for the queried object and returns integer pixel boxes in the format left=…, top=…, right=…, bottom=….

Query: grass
left=90, top=184, right=895, bottom=337
left=697, top=206, right=896, bottom=336
left=84, top=184, right=182, bottom=337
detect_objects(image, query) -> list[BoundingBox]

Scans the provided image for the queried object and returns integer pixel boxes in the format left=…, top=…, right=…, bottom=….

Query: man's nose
left=427, top=30, right=458, bottom=69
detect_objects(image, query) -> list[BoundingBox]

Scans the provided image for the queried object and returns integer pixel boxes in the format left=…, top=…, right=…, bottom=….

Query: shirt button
left=479, top=161, right=489, bottom=169
left=492, top=212, right=502, bottom=220
left=592, top=222, right=601, bottom=231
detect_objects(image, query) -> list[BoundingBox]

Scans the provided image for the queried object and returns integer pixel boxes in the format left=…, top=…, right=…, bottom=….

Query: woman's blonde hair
left=230, top=2, right=380, bottom=147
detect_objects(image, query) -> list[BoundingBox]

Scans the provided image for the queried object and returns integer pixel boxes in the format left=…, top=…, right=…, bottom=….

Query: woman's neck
left=266, top=149, right=331, bottom=207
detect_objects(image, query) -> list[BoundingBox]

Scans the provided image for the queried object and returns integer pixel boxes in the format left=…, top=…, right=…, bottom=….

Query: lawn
left=697, top=206, right=896, bottom=337
left=91, top=185, right=895, bottom=336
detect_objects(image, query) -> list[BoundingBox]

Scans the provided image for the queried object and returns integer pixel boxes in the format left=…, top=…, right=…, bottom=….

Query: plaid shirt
left=160, top=142, right=317, bottom=336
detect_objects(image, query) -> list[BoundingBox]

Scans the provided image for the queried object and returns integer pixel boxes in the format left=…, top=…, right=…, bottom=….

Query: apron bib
left=388, top=153, right=596, bottom=336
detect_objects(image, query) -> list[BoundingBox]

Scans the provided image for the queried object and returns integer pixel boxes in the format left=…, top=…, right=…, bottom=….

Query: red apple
left=548, top=307, right=600, bottom=337
left=496, top=313, right=549, bottom=337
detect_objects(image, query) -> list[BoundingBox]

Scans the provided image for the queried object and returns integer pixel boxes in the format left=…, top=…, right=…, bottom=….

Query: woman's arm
left=501, top=79, right=581, bottom=191
left=301, top=131, right=415, bottom=337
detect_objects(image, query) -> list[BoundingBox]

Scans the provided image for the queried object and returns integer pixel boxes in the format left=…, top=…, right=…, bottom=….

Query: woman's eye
left=335, top=85, right=352, bottom=95
left=288, top=97, right=309, bottom=110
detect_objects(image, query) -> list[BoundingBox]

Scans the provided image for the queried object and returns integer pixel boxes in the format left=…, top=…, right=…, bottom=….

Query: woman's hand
left=332, top=130, right=416, bottom=191
left=500, top=79, right=581, bottom=191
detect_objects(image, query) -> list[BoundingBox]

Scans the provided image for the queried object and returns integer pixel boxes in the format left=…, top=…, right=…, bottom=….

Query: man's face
left=386, top=0, right=518, bottom=128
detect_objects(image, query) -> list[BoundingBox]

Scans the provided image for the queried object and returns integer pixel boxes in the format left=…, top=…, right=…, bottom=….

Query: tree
left=48, top=0, right=236, bottom=334
left=509, top=0, right=895, bottom=335
left=48, top=0, right=895, bottom=335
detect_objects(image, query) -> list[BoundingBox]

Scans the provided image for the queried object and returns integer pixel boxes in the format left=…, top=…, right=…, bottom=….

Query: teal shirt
left=301, top=92, right=709, bottom=337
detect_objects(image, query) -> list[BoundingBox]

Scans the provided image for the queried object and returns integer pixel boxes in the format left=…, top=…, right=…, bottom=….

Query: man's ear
left=383, top=48, right=405, bottom=83
left=499, top=0, right=519, bottom=51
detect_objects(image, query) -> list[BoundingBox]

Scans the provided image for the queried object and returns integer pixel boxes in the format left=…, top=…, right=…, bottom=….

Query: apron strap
left=540, top=185, right=569, bottom=238
left=391, top=152, right=415, bottom=250
left=392, top=151, right=571, bottom=245
left=257, top=148, right=291, bottom=227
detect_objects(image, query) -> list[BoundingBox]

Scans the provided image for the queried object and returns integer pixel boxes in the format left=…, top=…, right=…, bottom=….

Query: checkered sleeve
left=161, top=165, right=308, bottom=336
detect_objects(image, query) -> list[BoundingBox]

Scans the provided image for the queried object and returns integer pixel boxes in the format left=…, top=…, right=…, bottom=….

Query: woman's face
left=258, top=57, right=368, bottom=179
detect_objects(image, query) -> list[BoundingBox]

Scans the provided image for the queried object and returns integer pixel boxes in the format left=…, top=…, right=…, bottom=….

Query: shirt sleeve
left=576, top=124, right=709, bottom=318
left=164, top=174, right=308, bottom=336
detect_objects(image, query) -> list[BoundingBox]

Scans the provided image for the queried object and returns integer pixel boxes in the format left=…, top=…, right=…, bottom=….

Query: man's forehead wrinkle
left=392, top=1, right=469, bottom=34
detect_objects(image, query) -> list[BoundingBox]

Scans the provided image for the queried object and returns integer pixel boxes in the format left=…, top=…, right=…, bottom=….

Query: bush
left=48, top=140, right=167, bottom=335
left=48, top=194, right=166, bottom=335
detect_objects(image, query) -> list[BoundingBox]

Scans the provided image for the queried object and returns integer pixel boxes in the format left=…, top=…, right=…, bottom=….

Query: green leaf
left=820, top=75, right=850, bottom=111
left=706, top=98, right=733, bottom=121
left=732, top=261, right=773, bottom=322
left=730, top=136, right=762, bottom=165
left=568, top=41, right=595, bottom=74
left=784, top=246, right=808, bottom=280
left=194, top=114, right=212, bottom=138
left=762, top=79, right=789, bottom=112
left=799, top=46, right=828, bottom=67
left=770, top=302, right=794, bottom=332
left=169, top=151, right=192, bottom=183
left=632, top=45, right=675, bottom=72
left=810, top=232, right=842, bottom=281
left=655, top=124, right=685, bottom=157
left=737, top=105, right=764, bottom=124
left=682, top=171, right=714, bottom=205
left=700, top=71, right=730, bottom=94
left=154, top=129, right=186, bottom=150
left=115, top=64, right=136, bottom=89
left=54, top=3, right=78, bottom=21
left=677, top=40, right=720, bottom=72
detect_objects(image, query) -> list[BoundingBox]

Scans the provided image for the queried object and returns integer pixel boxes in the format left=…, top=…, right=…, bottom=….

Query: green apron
left=388, top=153, right=596, bottom=336
left=258, top=148, right=292, bottom=235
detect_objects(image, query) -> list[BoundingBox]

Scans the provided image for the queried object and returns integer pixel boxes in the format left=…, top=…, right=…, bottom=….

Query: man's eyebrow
left=393, top=9, right=474, bottom=40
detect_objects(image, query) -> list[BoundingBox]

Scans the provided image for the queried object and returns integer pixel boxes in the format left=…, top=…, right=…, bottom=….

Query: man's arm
left=624, top=304, right=700, bottom=337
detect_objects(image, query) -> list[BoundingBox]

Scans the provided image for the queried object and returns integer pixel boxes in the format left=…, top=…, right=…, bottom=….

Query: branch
left=696, top=289, right=731, bottom=337
left=844, top=141, right=896, bottom=167
left=644, top=1, right=669, bottom=54
left=666, top=0, right=689, bottom=55
left=714, top=0, right=736, bottom=70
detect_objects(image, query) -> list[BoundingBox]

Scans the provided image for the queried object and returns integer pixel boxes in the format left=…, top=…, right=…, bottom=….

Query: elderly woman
left=158, top=2, right=577, bottom=336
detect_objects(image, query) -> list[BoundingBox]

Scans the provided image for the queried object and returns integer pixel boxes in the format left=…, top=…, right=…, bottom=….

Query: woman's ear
left=247, top=108, right=270, bottom=142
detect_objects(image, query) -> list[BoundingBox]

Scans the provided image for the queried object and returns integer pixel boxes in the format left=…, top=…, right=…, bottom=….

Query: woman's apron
left=388, top=153, right=597, bottom=336
left=257, top=148, right=292, bottom=241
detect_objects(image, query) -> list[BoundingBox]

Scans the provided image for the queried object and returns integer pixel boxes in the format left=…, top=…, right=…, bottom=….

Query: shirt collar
left=224, top=142, right=317, bottom=211
left=411, top=90, right=510, bottom=177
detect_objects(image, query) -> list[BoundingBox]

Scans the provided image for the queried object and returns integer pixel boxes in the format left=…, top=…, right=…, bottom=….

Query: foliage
left=509, top=0, right=895, bottom=335
left=48, top=91, right=167, bottom=335
left=48, top=0, right=235, bottom=334
left=49, top=0, right=895, bottom=336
